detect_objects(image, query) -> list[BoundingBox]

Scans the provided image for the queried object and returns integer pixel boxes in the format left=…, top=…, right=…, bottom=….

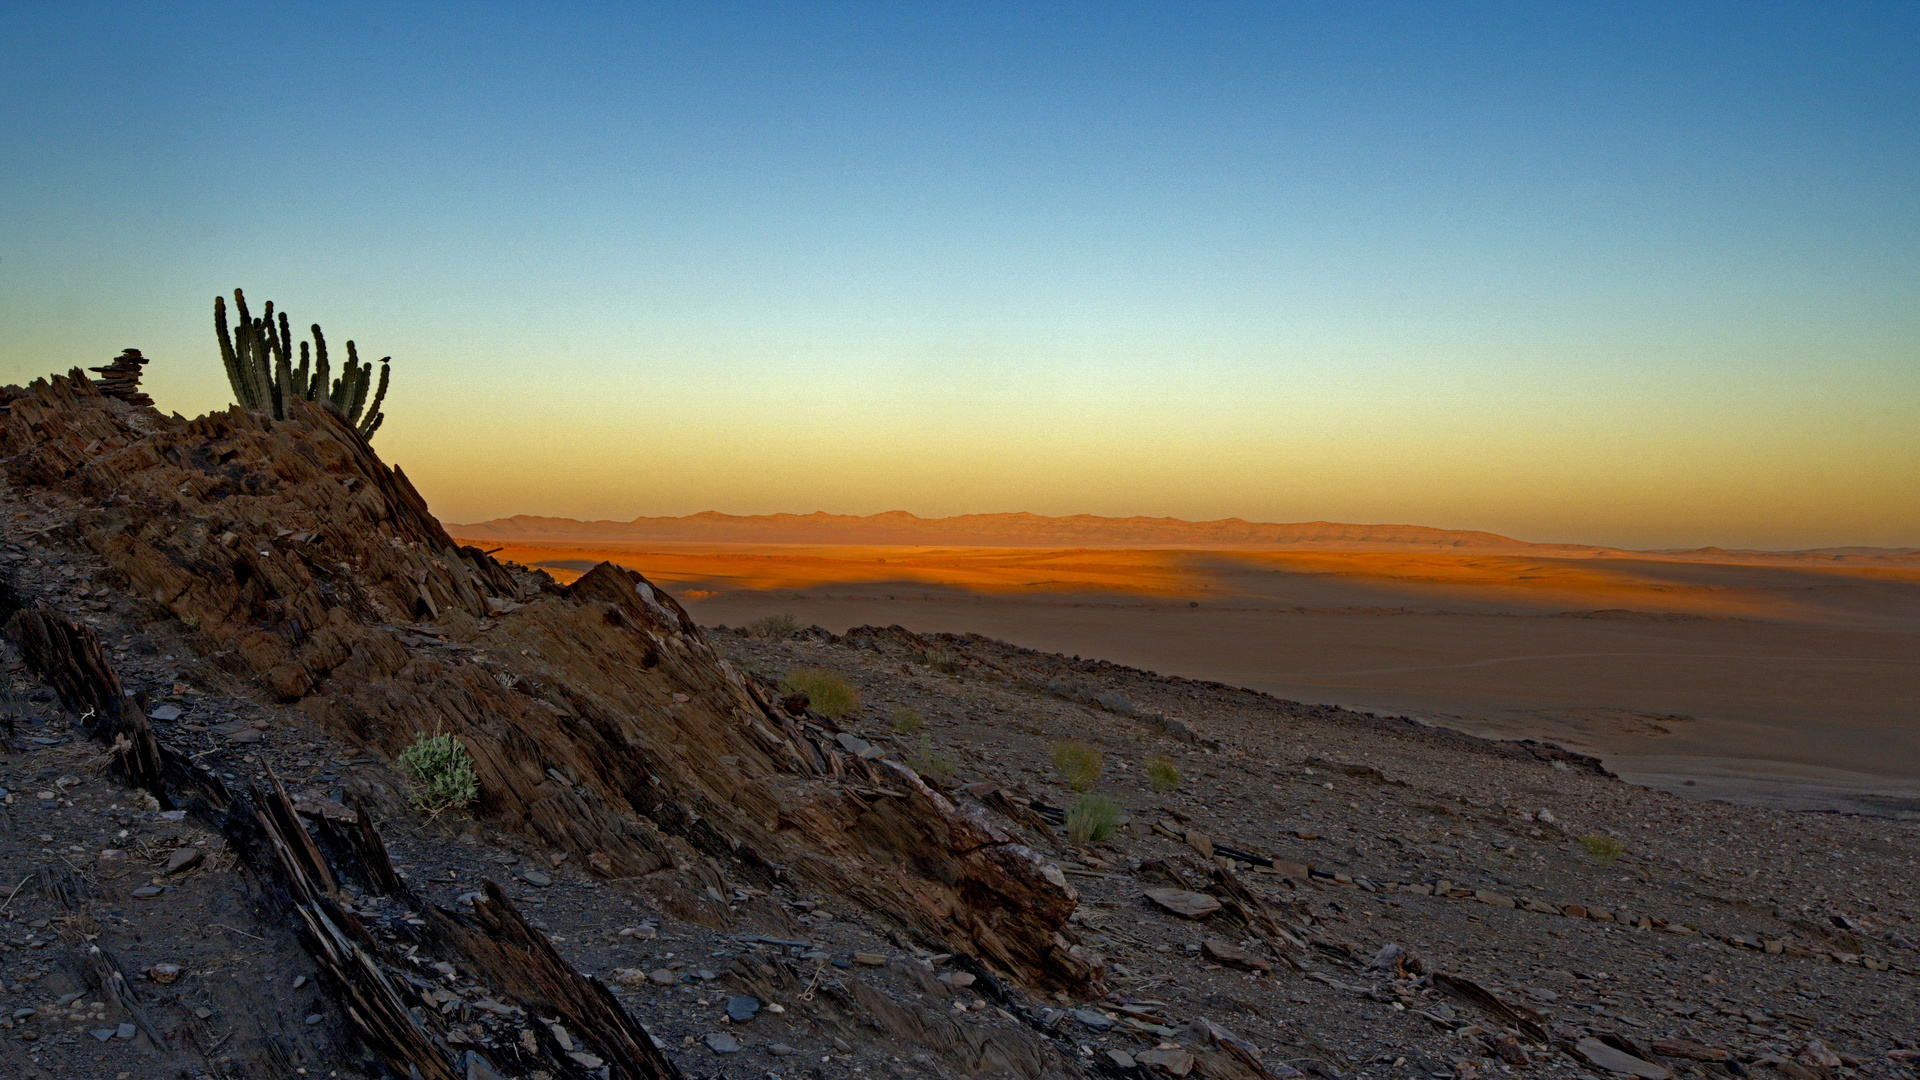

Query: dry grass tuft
left=1145, top=756, right=1182, bottom=792
left=748, top=613, right=801, bottom=638
left=1067, top=793, right=1123, bottom=845
left=906, top=736, right=957, bottom=784
left=1581, top=833, right=1624, bottom=865
left=1051, top=741, right=1104, bottom=792
left=782, top=669, right=860, bottom=718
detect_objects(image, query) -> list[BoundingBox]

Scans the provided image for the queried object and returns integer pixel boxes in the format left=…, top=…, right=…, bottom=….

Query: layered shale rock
left=0, top=369, right=1100, bottom=991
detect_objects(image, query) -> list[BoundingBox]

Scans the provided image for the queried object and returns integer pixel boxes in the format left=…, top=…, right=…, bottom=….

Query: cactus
left=214, top=289, right=391, bottom=439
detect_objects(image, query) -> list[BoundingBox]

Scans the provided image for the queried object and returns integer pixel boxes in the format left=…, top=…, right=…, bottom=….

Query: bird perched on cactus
left=214, top=289, right=391, bottom=439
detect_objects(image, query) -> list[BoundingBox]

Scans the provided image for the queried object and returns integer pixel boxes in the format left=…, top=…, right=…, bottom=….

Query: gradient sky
left=2, top=2, right=1915, bottom=549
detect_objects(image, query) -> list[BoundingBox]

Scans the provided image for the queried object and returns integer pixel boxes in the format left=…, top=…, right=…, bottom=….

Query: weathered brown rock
left=0, top=371, right=1098, bottom=991
left=1202, top=937, right=1271, bottom=972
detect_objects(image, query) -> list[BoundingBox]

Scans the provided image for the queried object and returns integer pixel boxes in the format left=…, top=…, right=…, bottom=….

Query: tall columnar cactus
left=215, top=289, right=390, bottom=439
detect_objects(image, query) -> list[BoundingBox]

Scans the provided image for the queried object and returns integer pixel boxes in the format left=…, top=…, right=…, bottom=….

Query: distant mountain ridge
left=448, top=510, right=1583, bottom=550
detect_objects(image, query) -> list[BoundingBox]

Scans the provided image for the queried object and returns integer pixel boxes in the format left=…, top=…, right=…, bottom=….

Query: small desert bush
left=906, top=736, right=957, bottom=784
left=1145, top=756, right=1181, bottom=793
left=748, top=613, right=800, bottom=639
left=782, top=669, right=860, bottom=718
left=1051, top=740, right=1104, bottom=792
left=1067, top=793, right=1122, bottom=845
left=399, top=733, right=479, bottom=817
left=1581, top=833, right=1624, bottom=866
left=889, top=706, right=924, bottom=735
left=921, top=647, right=963, bottom=673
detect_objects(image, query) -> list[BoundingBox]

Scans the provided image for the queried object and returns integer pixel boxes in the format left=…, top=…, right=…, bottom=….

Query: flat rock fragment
left=1144, top=887, right=1221, bottom=918
left=1576, top=1037, right=1673, bottom=1079
left=1136, top=1048, right=1197, bottom=1076
left=1202, top=937, right=1272, bottom=971
left=705, top=1032, right=742, bottom=1054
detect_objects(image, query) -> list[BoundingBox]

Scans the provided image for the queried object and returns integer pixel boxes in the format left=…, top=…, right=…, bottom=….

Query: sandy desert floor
left=460, top=540, right=1920, bottom=815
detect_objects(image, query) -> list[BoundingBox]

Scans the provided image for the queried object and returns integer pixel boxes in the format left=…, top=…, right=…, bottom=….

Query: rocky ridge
left=0, top=365, right=1913, bottom=1080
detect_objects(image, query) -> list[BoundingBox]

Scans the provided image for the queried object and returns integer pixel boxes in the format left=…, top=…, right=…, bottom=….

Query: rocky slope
left=0, top=366, right=1915, bottom=1080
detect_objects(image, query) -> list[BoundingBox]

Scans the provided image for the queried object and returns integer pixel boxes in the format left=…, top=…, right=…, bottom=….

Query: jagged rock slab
left=0, top=371, right=1099, bottom=991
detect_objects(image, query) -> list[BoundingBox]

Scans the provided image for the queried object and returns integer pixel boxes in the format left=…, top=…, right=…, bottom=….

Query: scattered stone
left=116, top=1023, right=136, bottom=1040
left=611, top=969, right=648, bottom=986
left=938, top=971, right=976, bottom=987
left=130, top=886, right=162, bottom=898
left=705, top=1032, right=742, bottom=1054
left=769, top=1043, right=796, bottom=1057
left=649, top=969, right=677, bottom=986
left=1473, top=890, right=1514, bottom=908
left=1488, top=1034, right=1529, bottom=1065
left=148, top=963, right=181, bottom=984
left=726, top=996, right=760, bottom=1023
left=617, top=925, right=656, bottom=939
left=1185, top=830, right=1215, bottom=859
left=1144, top=888, right=1221, bottom=919
left=1652, top=1040, right=1728, bottom=1062
left=148, top=704, right=182, bottom=722
left=518, top=870, right=552, bottom=887
left=1108, top=1050, right=1138, bottom=1069
left=165, top=847, right=204, bottom=874
left=90, top=1028, right=115, bottom=1042
left=304, top=1013, right=323, bottom=1025
left=852, top=951, right=888, bottom=966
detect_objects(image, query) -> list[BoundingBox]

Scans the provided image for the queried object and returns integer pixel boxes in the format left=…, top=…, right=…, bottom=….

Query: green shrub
left=399, top=733, right=479, bottom=818
left=1051, top=741, right=1104, bottom=792
left=889, top=706, right=924, bottom=735
left=1145, top=756, right=1181, bottom=793
left=748, top=613, right=800, bottom=639
left=782, top=669, right=860, bottom=719
left=1067, top=793, right=1122, bottom=845
left=906, top=736, right=957, bottom=784
left=1581, top=833, right=1624, bottom=866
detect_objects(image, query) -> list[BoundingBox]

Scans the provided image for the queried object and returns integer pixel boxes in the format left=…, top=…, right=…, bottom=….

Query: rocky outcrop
left=0, top=369, right=1099, bottom=991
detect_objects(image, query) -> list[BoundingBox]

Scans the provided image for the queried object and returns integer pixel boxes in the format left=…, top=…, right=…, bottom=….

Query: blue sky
left=2, top=2, right=1914, bottom=547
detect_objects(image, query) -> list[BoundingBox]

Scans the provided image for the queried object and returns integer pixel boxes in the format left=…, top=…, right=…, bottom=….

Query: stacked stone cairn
left=87, top=348, right=154, bottom=407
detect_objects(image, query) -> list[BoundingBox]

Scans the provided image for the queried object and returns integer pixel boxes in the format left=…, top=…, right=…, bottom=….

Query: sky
left=1, top=2, right=1915, bottom=550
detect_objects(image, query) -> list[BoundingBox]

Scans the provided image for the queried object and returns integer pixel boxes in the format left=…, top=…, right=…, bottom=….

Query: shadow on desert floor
left=461, top=540, right=1920, bottom=812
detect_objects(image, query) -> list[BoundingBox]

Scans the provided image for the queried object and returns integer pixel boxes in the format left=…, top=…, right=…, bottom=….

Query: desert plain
left=453, top=515, right=1920, bottom=816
